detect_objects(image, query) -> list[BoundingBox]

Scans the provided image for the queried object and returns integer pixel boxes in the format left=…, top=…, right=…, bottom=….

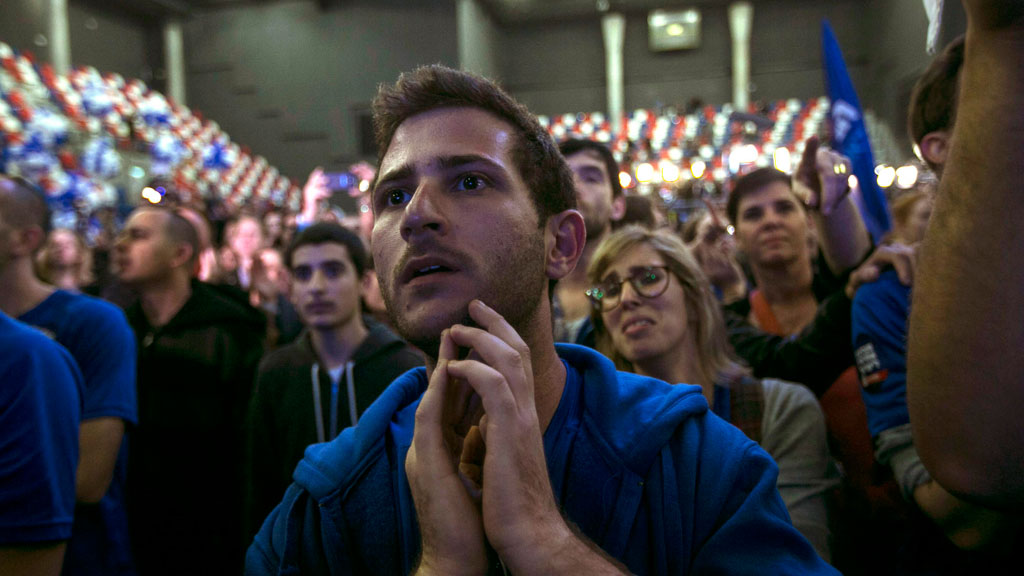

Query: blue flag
left=822, top=20, right=891, bottom=242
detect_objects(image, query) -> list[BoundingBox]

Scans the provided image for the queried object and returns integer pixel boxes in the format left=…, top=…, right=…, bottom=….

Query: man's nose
left=309, top=268, right=328, bottom=291
left=400, top=180, right=446, bottom=241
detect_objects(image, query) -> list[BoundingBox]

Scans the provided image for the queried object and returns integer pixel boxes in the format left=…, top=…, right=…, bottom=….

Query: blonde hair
left=587, top=225, right=747, bottom=384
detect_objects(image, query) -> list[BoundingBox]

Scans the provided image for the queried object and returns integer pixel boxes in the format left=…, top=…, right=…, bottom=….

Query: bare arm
left=812, top=194, right=871, bottom=275
left=0, top=543, right=67, bottom=576
left=75, top=417, right=125, bottom=503
left=907, top=0, right=1024, bottom=509
left=795, top=135, right=872, bottom=275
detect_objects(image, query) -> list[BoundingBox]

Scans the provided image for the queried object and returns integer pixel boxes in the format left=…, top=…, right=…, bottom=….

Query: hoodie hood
left=128, top=280, right=265, bottom=334
left=293, top=343, right=708, bottom=499
left=555, top=343, right=709, bottom=474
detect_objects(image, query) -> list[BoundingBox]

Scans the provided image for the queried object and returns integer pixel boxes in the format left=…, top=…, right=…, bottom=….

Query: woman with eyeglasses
left=587, top=225, right=838, bottom=562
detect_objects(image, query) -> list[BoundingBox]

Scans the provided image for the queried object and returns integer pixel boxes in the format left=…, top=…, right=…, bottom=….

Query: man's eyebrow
left=375, top=154, right=506, bottom=192
left=373, top=164, right=415, bottom=192
left=436, top=154, right=503, bottom=172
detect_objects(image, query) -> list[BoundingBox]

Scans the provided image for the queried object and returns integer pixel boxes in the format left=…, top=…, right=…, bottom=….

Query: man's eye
left=293, top=267, right=312, bottom=282
left=322, top=263, right=344, bottom=279
left=603, top=282, right=622, bottom=298
left=456, top=174, right=487, bottom=191
left=742, top=209, right=762, bottom=221
left=386, top=189, right=411, bottom=207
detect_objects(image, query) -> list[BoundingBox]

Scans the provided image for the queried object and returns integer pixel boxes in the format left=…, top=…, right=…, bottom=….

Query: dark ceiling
left=77, top=0, right=768, bottom=25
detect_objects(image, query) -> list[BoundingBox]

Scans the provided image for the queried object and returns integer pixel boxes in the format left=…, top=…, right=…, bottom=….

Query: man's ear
left=15, top=225, right=47, bottom=257
left=918, top=130, right=951, bottom=169
left=359, top=271, right=376, bottom=299
left=611, top=194, right=627, bottom=222
left=171, top=243, right=196, bottom=271
left=545, top=209, right=586, bottom=281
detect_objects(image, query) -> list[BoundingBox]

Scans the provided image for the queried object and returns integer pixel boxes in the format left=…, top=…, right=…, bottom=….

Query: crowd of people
left=3, top=1, right=1024, bottom=574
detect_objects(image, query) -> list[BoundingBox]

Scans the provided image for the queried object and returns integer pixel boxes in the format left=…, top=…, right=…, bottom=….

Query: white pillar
left=602, top=12, right=625, bottom=130
left=457, top=0, right=498, bottom=80
left=163, top=19, right=186, bottom=105
left=728, top=2, right=753, bottom=110
left=48, top=0, right=71, bottom=74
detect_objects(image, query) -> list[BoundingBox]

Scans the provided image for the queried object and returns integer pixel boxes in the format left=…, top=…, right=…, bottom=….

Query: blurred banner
left=822, top=20, right=891, bottom=242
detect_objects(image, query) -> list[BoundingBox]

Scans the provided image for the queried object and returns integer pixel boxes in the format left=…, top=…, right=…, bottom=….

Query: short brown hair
left=371, top=64, right=575, bottom=224
left=726, top=167, right=795, bottom=225
left=907, top=35, right=965, bottom=171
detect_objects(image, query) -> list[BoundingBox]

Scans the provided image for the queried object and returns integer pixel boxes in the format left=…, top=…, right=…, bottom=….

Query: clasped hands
left=405, top=300, right=574, bottom=576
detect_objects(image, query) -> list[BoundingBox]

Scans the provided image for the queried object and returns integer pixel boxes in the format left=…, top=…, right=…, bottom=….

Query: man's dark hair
left=160, top=208, right=201, bottom=269
left=726, top=167, right=795, bottom=225
left=558, top=138, right=623, bottom=199
left=616, top=195, right=657, bottom=230
left=907, top=35, right=965, bottom=172
left=0, top=175, right=52, bottom=237
left=285, top=222, right=368, bottom=278
left=371, top=64, right=575, bottom=224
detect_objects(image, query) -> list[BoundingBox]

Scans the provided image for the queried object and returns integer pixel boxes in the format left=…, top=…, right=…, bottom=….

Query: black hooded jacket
left=125, top=280, right=266, bottom=575
left=243, top=316, right=423, bottom=540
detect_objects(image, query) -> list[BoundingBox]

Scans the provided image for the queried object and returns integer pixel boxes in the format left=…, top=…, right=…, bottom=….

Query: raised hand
left=407, top=328, right=488, bottom=576
left=300, top=167, right=332, bottom=223
left=793, top=135, right=853, bottom=216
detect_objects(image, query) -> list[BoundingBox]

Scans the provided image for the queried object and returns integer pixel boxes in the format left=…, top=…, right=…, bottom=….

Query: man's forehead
left=565, top=149, right=607, bottom=169
left=382, top=106, right=516, bottom=167
left=292, top=242, right=351, bottom=264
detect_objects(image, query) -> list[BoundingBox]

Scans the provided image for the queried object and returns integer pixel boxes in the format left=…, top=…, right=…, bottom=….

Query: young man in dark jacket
left=244, top=223, right=423, bottom=540
left=115, top=206, right=265, bottom=576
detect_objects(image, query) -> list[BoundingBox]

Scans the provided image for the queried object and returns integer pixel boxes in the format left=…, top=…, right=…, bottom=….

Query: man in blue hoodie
left=247, top=64, right=837, bottom=575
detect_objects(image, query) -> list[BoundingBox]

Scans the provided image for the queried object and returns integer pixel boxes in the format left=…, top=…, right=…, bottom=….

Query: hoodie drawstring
left=312, top=361, right=357, bottom=443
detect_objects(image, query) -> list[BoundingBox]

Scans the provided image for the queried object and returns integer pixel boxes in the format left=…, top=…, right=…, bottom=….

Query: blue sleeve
left=850, top=271, right=912, bottom=438
left=68, top=298, right=138, bottom=424
left=0, top=327, right=83, bottom=544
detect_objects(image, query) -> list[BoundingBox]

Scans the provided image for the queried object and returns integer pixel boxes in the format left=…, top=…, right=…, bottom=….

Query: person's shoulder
left=761, top=377, right=817, bottom=406
left=255, top=338, right=313, bottom=391
left=188, top=281, right=266, bottom=329
left=852, top=269, right=909, bottom=308
left=59, top=290, right=134, bottom=335
left=293, top=367, right=427, bottom=497
left=0, top=315, right=82, bottom=397
left=559, top=344, right=711, bottom=467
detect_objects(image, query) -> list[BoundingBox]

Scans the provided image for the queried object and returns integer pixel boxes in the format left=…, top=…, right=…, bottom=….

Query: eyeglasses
left=586, top=266, right=671, bottom=312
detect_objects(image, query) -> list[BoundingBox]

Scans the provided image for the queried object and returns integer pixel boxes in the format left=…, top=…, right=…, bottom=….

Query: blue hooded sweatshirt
left=247, top=344, right=836, bottom=575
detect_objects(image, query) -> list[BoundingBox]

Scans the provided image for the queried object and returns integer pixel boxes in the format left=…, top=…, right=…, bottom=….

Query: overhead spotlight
left=661, top=163, right=680, bottom=183
left=876, top=165, right=896, bottom=188
left=690, top=160, right=706, bottom=179
left=895, top=165, right=918, bottom=189
left=359, top=179, right=370, bottom=192
left=773, top=147, right=791, bottom=173
left=848, top=175, right=859, bottom=191
left=141, top=186, right=162, bottom=204
left=619, top=171, right=634, bottom=189
left=636, top=163, right=656, bottom=183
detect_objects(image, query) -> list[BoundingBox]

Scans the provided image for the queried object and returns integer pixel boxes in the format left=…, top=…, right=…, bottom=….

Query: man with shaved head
left=115, top=205, right=264, bottom=575
left=0, top=174, right=137, bottom=576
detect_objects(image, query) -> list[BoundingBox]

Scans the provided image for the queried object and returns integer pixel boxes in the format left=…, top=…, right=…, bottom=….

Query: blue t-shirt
left=20, top=290, right=138, bottom=575
left=0, top=313, right=82, bottom=544
left=543, top=360, right=583, bottom=501
left=850, top=270, right=911, bottom=439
